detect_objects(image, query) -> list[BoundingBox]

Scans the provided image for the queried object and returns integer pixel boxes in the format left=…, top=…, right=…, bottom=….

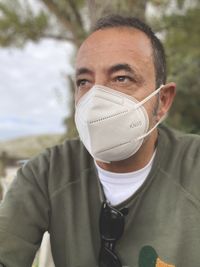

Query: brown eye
left=77, top=79, right=86, bottom=86
left=117, top=76, right=126, bottom=81
left=115, top=76, right=133, bottom=83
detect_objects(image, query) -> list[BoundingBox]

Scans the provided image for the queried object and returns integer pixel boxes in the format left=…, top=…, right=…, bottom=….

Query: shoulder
left=20, top=138, right=93, bottom=196
left=158, top=125, right=200, bottom=202
left=158, top=125, right=200, bottom=170
left=25, top=138, right=91, bottom=170
left=158, top=125, right=200, bottom=159
left=47, top=137, right=92, bottom=169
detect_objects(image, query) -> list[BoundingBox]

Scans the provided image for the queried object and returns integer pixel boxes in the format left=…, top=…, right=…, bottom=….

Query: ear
left=157, top=82, right=176, bottom=120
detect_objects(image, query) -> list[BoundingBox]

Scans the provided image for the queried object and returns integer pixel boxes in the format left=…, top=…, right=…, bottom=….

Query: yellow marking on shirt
left=156, top=257, right=175, bottom=267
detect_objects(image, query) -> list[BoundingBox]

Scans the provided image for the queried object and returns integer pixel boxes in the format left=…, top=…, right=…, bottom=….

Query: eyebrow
left=109, top=63, right=144, bottom=84
left=76, top=64, right=134, bottom=76
left=108, top=63, right=135, bottom=75
left=109, top=63, right=131, bottom=73
left=75, top=63, right=142, bottom=83
left=75, top=67, right=93, bottom=77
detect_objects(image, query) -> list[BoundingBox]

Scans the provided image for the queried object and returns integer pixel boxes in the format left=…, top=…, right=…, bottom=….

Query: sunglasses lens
left=99, top=202, right=128, bottom=267
left=99, top=246, right=122, bottom=267
left=100, top=204, right=125, bottom=241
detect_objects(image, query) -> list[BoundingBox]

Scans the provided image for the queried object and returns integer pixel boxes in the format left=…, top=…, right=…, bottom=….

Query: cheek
left=74, top=91, right=81, bottom=105
left=152, top=97, right=160, bottom=116
left=143, top=96, right=159, bottom=120
left=74, top=89, right=86, bottom=105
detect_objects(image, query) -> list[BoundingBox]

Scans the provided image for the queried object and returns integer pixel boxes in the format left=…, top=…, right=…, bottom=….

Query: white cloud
left=0, top=39, right=75, bottom=141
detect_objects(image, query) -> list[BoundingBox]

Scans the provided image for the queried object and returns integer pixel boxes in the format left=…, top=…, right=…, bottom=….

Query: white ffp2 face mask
left=75, top=84, right=164, bottom=163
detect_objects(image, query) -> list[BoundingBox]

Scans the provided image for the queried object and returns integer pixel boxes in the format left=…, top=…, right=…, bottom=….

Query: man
left=0, top=14, right=200, bottom=267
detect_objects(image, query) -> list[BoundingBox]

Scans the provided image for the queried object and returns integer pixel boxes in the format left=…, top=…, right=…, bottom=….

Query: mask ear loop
left=134, top=84, right=165, bottom=141
left=134, top=84, right=164, bottom=109
left=136, top=113, right=167, bottom=141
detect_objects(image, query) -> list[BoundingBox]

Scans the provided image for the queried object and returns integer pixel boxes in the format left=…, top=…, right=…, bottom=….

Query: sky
left=0, top=39, right=74, bottom=141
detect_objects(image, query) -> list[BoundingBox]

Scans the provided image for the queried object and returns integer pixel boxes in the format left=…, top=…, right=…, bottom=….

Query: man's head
left=75, top=14, right=175, bottom=115
left=74, top=14, right=176, bottom=169
left=92, top=14, right=166, bottom=89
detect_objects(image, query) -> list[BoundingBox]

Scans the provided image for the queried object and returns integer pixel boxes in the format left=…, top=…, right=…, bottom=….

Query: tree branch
left=42, top=33, right=75, bottom=42
left=40, top=0, right=77, bottom=40
left=68, top=0, right=83, bottom=28
left=86, top=0, right=97, bottom=27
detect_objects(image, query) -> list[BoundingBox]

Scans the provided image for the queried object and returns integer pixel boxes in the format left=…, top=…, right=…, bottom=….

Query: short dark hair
left=92, top=14, right=166, bottom=87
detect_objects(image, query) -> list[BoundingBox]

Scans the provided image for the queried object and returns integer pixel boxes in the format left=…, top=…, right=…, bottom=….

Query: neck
left=96, top=130, right=158, bottom=173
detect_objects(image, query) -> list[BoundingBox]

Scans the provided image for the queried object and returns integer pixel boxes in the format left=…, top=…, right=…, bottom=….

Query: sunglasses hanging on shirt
left=99, top=201, right=129, bottom=267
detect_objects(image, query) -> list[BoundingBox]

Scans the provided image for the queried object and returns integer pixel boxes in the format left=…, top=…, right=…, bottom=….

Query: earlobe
left=158, top=82, right=176, bottom=119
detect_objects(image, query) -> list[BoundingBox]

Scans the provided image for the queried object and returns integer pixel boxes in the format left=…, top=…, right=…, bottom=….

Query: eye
left=115, top=76, right=133, bottom=83
left=76, top=79, right=89, bottom=88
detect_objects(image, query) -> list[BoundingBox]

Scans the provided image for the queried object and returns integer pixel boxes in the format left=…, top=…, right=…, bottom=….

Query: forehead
left=75, top=27, right=154, bottom=71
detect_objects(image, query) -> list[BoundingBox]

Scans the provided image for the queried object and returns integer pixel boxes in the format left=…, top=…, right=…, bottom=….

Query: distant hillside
left=0, top=134, right=64, bottom=159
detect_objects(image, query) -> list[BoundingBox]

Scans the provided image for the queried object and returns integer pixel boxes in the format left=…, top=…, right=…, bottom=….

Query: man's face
left=75, top=27, right=158, bottom=119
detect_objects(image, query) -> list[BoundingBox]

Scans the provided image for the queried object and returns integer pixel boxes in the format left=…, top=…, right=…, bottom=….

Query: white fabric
left=95, top=150, right=156, bottom=206
left=75, top=84, right=164, bottom=163
left=38, top=232, right=55, bottom=267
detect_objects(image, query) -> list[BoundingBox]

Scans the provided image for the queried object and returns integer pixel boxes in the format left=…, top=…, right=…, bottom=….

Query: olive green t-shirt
left=0, top=126, right=200, bottom=267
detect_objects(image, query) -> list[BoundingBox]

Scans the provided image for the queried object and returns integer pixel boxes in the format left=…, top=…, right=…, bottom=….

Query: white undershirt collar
left=95, top=150, right=156, bottom=206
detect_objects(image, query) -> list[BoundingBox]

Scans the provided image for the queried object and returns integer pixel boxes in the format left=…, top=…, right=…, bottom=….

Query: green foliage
left=163, top=4, right=200, bottom=133
left=0, top=0, right=148, bottom=138
left=0, top=0, right=49, bottom=47
left=0, top=182, right=2, bottom=201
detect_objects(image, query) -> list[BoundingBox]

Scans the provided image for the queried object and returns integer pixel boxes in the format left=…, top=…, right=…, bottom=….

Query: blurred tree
left=0, top=151, right=7, bottom=201
left=149, top=0, right=200, bottom=133
left=0, top=0, right=199, bottom=135
left=0, top=0, right=148, bottom=138
left=164, top=5, right=200, bottom=133
left=0, top=0, right=148, bottom=47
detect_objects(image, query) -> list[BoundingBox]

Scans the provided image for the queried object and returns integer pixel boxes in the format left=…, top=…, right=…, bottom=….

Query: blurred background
left=0, top=0, right=199, bottom=266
